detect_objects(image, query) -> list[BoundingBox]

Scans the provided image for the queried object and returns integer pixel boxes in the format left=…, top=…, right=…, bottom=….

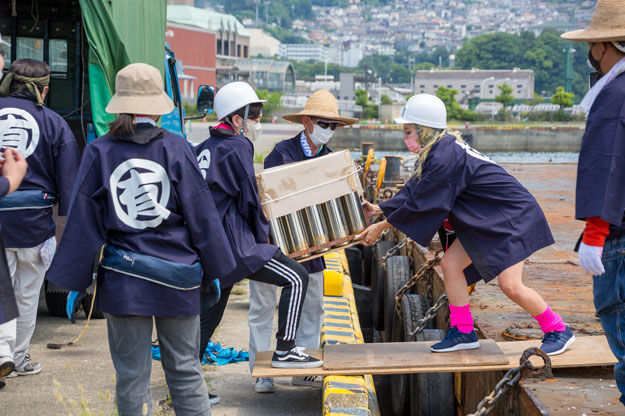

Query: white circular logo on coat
left=110, top=158, right=172, bottom=230
left=197, top=149, right=211, bottom=180
left=0, top=108, right=40, bottom=158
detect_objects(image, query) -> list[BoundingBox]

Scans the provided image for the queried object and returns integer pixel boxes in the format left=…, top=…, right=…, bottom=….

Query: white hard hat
left=214, top=81, right=266, bottom=121
left=395, top=94, right=447, bottom=129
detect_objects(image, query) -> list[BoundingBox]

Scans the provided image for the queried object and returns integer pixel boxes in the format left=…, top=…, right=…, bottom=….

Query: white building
left=342, top=47, right=363, bottom=68
left=414, top=68, right=535, bottom=103
left=278, top=44, right=327, bottom=62
left=247, top=28, right=281, bottom=57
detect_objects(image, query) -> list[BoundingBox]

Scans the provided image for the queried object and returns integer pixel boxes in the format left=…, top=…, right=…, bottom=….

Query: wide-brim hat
left=106, top=63, right=174, bottom=115
left=561, top=0, right=625, bottom=42
left=283, top=89, right=358, bottom=126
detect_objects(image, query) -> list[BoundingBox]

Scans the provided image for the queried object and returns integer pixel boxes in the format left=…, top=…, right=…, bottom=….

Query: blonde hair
left=413, top=125, right=464, bottom=180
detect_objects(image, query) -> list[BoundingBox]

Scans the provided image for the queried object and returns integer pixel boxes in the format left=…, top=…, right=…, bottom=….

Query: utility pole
left=408, top=57, right=415, bottom=94
left=255, top=0, right=260, bottom=27
left=264, top=1, right=270, bottom=25
left=563, top=47, right=576, bottom=92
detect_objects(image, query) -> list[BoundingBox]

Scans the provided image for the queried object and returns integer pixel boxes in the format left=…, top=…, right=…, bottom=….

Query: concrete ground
left=1, top=280, right=321, bottom=416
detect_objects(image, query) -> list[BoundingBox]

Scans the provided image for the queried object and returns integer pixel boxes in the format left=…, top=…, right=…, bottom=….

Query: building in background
left=165, top=22, right=216, bottom=100
left=414, top=68, right=534, bottom=103
left=236, top=59, right=296, bottom=93
left=278, top=43, right=327, bottom=62
left=247, top=28, right=280, bottom=57
left=167, top=5, right=251, bottom=87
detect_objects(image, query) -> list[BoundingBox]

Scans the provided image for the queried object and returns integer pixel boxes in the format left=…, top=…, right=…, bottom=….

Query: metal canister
left=269, top=217, right=292, bottom=255
left=300, top=205, right=330, bottom=253
left=281, top=211, right=310, bottom=259
left=320, top=199, right=350, bottom=246
left=339, top=192, right=367, bottom=235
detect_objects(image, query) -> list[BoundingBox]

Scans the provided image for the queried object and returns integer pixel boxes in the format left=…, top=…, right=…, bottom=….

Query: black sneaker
left=430, top=327, right=480, bottom=353
left=540, top=326, right=575, bottom=356
left=208, top=393, right=220, bottom=405
left=271, top=347, right=323, bottom=368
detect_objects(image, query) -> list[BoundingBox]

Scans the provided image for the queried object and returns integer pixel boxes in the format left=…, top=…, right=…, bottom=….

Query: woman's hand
left=362, top=199, right=382, bottom=219
left=357, top=220, right=391, bottom=246
left=2, top=148, right=28, bottom=194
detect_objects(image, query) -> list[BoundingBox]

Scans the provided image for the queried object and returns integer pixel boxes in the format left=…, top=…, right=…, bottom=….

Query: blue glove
left=206, top=279, right=221, bottom=309
left=66, top=290, right=87, bottom=323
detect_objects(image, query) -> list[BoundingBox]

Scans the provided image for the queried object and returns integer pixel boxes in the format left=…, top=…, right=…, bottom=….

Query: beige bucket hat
left=561, top=0, right=625, bottom=42
left=283, top=89, right=358, bottom=125
left=105, top=63, right=174, bottom=115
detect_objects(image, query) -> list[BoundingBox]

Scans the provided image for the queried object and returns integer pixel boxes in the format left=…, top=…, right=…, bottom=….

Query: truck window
left=16, top=37, right=43, bottom=62
left=8, top=37, right=68, bottom=75
left=50, top=39, right=68, bottom=73
left=167, top=57, right=181, bottom=108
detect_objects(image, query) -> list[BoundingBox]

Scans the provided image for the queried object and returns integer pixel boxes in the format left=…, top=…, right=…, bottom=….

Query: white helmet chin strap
left=226, top=104, right=250, bottom=136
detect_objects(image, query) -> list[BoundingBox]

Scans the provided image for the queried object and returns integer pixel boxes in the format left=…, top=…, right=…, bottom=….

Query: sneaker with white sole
left=540, top=326, right=575, bottom=356
left=430, top=327, right=480, bottom=353
left=208, top=393, right=220, bottom=405
left=0, top=357, right=15, bottom=378
left=291, top=375, right=323, bottom=388
left=255, top=377, right=275, bottom=393
left=7, top=355, right=42, bottom=377
left=271, top=347, right=323, bottom=368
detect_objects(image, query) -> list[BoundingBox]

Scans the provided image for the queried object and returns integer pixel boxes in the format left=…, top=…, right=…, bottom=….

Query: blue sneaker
left=540, top=326, right=575, bottom=356
left=430, top=327, right=480, bottom=353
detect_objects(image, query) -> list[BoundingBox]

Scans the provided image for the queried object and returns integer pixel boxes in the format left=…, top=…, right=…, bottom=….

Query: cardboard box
left=256, top=150, right=362, bottom=220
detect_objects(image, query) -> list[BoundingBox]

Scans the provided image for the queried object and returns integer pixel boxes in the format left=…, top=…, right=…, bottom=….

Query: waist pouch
left=100, top=245, right=202, bottom=290
left=0, top=190, right=57, bottom=211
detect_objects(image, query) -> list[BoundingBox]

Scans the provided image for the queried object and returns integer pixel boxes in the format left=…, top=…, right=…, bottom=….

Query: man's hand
left=357, top=220, right=391, bottom=246
left=578, top=242, right=605, bottom=276
left=2, top=148, right=28, bottom=194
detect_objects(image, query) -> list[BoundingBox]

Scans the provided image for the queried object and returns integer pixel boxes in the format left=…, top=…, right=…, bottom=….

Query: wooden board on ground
left=251, top=336, right=614, bottom=378
left=323, top=339, right=508, bottom=371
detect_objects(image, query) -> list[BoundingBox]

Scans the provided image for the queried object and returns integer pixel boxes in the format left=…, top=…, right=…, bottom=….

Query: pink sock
left=449, top=304, right=474, bottom=333
left=534, top=305, right=566, bottom=333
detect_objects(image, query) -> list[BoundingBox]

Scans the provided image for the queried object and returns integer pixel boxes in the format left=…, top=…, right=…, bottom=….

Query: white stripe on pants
left=0, top=237, right=55, bottom=366
left=248, top=271, right=324, bottom=371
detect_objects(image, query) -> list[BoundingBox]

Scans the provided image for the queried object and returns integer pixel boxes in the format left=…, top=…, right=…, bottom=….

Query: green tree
left=436, top=86, right=463, bottom=119
left=550, top=86, right=575, bottom=109
left=256, top=89, right=283, bottom=119
left=380, top=94, right=392, bottom=104
left=495, top=83, right=514, bottom=107
left=355, top=89, right=378, bottom=119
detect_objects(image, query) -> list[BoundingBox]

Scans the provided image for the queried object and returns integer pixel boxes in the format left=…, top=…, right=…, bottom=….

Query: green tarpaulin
left=79, top=0, right=166, bottom=136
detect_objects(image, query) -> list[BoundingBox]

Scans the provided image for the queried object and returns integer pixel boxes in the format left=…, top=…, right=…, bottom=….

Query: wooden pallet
left=251, top=335, right=615, bottom=378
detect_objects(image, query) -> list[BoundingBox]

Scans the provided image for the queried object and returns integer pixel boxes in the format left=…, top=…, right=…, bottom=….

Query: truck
left=0, top=0, right=213, bottom=317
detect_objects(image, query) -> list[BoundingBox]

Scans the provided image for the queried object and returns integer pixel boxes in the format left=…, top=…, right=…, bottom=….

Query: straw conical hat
left=561, top=0, right=625, bottom=42
left=283, top=89, right=358, bottom=125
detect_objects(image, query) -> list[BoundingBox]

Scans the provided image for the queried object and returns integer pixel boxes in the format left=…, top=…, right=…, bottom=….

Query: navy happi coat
left=379, top=134, right=554, bottom=284
left=47, top=125, right=236, bottom=317
left=576, top=72, right=625, bottom=239
left=0, top=176, right=17, bottom=324
left=264, top=131, right=330, bottom=274
left=0, top=94, right=80, bottom=247
left=195, top=125, right=278, bottom=288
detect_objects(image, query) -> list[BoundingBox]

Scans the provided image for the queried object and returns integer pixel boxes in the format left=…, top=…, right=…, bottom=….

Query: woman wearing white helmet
left=194, top=82, right=322, bottom=372
left=359, top=94, right=575, bottom=356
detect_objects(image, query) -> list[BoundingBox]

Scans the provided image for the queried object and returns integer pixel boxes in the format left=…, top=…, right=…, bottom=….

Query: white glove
left=578, top=242, right=605, bottom=276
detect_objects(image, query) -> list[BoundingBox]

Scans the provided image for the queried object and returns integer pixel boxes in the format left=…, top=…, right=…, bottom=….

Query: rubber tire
left=44, top=280, right=69, bottom=318
left=410, top=329, right=456, bottom=416
left=345, top=247, right=363, bottom=285
left=82, top=294, right=105, bottom=319
left=362, top=245, right=373, bottom=286
left=390, top=294, right=430, bottom=416
left=372, top=240, right=395, bottom=331
left=383, top=256, right=411, bottom=342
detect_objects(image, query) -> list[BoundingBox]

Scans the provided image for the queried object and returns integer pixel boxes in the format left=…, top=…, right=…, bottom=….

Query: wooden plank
left=292, top=236, right=364, bottom=264
left=251, top=336, right=614, bottom=378
left=323, top=339, right=508, bottom=371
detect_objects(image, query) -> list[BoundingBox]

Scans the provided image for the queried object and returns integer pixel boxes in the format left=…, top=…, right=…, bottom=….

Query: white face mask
left=309, top=124, right=334, bottom=146
left=247, top=122, right=262, bottom=142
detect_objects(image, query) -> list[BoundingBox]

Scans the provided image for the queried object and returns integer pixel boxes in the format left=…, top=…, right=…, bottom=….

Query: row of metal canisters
left=269, top=191, right=367, bottom=259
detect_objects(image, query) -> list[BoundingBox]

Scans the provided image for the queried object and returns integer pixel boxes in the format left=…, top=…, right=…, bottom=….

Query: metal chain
left=408, top=293, right=448, bottom=338
left=394, top=249, right=444, bottom=319
left=467, top=348, right=553, bottom=416
left=380, top=237, right=411, bottom=270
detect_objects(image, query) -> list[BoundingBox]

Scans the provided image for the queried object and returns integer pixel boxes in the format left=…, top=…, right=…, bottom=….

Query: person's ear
left=302, top=116, right=313, bottom=133
left=231, top=114, right=242, bottom=129
left=41, top=86, right=49, bottom=101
